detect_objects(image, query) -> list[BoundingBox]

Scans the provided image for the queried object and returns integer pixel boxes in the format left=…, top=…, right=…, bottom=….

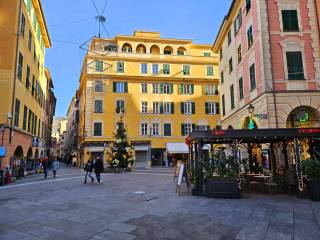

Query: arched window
left=164, top=46, right=173, bottom=55
left=150, top=45, right=160, bottom=54
left=177, top=47, right=187, bottom=55
left=121, top=43, right=132, bottom=53
left=136, top=44, right=147, bottom=53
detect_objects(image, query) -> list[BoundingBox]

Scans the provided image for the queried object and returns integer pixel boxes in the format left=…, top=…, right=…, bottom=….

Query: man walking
left=52, top=158, right=60, bottom=178
left=94, top=156, right=103, bottom=184
left=83, top=159, right=94, bottom=183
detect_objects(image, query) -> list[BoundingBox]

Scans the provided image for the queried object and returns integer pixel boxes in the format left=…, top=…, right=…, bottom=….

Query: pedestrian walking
left=83, top=159, right=94, bottom=184
left=94, top=156, right=103, bottom=184
left=52, top=158, right=60, bottom=178
left=43, top=158, right=49, bottom=179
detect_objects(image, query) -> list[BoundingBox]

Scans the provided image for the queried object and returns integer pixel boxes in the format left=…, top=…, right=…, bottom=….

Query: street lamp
left=248, top=104, right=255, bottom=115
left=7, top=113, right=13, bottom=144
left=247, top=104, right=255, bottom=130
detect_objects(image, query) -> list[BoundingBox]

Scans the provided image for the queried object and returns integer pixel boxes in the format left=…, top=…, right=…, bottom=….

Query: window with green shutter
left=249, top=64, right=256, bottom=91
left=14, top=99, right=20, bottom=127
left=230, top=84, right=235, bottom=110
left=282, top=10, right=299, bottom=32
left=164, top=123, right=171, bottom=136
left=222, top=95, right=226, bottom=116
left=207, top=66, right=214, bottom=76
left=286, top=51, right=304, bottom=80
left=23, top=105, right=28, bottom=130
left=94, top=100, right=103, bottom=113
left=183, top=65, right=190, bottom=75
left=95, top=60, right=103, bottom=72
left=18, top=52, right=23, bottom=80
left=117, top=61, right=124, bottom=73
left=159, top=84, right=164, bottom=94
left=93, top=122, right=102, bottom=136
left=180, top=102, right=185, bottom=114
left=247, top=25, right=253, bottom=49
left=239, top=77, right=244, bottom=99
left=163, top=64, right=170, bottom=74
left=181, top=124, right=185, bottom=136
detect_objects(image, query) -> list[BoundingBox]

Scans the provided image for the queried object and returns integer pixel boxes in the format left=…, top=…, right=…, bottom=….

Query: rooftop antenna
left=95, top=15, right=106, bottom=38
left=91, top=0, right=108, bottom=38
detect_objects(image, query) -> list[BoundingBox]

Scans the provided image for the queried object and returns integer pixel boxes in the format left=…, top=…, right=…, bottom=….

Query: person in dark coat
left=43, top=158, right=49, bottom=179
left=83, top=159, right=94, bottom=184
left=94, top=156, right=103, bottom=184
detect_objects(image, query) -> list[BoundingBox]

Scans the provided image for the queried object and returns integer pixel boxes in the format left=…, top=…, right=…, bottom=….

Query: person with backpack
left=83, top=159, right=94, bottom=184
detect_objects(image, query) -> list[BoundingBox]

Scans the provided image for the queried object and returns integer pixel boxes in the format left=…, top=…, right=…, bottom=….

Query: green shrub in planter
left=302, top=158, right=320, bottom=201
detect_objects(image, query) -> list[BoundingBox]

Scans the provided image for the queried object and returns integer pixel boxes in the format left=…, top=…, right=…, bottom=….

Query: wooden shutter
left=160, top=83, right=164, bottom=94
left=171, top=102, right=174, bottom=114
left=181, top=102, right=184, bottom=114
left=170, top=84, right=173, bottom=94
left=205, top=102, right=209, bottom=114
left=113, top=82, right=116, bottom=92
left=160, top=102, right=164, bottom=114
left=192, top=124, right=196, bottom=132
left=124, top=82, right=128, bottom=93
left=179, top=84, right=184, bottom=94
left=215, top=103, right=220, bottom=114
left=192, top=102, right=195, bottom=114
left=190, top=84, right=194, bottom=94
left=181, top=124, right=185, bottom=136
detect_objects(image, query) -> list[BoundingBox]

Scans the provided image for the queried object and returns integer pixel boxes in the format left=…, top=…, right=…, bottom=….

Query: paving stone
left=1, top=167, right=320, bottom=240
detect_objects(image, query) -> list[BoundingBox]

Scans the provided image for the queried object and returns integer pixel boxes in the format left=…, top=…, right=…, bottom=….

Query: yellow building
left=78, top=31, right=219, bottom=167
left=0, top=0, right=53, bottom=173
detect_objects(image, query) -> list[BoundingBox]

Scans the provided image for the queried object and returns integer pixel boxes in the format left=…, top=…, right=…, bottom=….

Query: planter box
left=308, top=179, right=320, bottom=202
left=205, top=178, right=241, bottom=199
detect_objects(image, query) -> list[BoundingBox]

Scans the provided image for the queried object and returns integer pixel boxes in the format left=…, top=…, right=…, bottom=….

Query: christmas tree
left=111, top=114, right=134, bottom=168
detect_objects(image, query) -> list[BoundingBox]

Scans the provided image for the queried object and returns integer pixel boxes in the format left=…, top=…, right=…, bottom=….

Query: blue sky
left=42, top=0, right=232, bottom=116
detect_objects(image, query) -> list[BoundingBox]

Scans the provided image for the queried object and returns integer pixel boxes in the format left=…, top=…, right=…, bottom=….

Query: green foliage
left=302, top=157, right=320, bottom=181
left=202, top=151, right=238, bottom=179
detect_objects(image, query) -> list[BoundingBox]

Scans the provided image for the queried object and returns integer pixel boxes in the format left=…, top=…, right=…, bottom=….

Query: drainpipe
left=10, top=0, right=23, bottom=144
left=265, top=0, right=279, bottom=128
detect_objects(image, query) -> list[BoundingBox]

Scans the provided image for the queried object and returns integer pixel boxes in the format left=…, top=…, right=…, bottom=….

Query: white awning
left=134, top=146, right=150, bottom=151
left=166, top=142, right=189, bottom=154
left=87, top=147, right=104, bottom=152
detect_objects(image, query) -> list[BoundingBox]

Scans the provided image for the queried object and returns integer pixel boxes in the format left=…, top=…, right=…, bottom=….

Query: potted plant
left=302, top=157, right=320, bottom=201
left=188, top=167, right=203, bottom=196
left=204, top=151, right=240, bottom=199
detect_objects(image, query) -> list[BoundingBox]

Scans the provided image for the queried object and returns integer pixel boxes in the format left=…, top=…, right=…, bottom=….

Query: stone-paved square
left=0, top=167, right=320, bottom=240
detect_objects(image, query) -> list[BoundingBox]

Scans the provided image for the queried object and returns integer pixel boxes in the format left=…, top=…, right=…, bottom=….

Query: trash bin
left=0, top=170, right=4, bottom=186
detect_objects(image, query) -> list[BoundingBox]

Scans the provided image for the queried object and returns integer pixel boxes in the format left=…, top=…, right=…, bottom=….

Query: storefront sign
left=32, top=138, right=39, bottom=147
left=254, top=113, right=268, bottom=119
left=0, top=146, right=6, bottom=157
left=296, top=110, right=309, bottom=122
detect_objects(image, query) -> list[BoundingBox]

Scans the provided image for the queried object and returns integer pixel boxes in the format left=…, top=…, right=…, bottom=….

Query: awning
left=166, top=143, right=189, bottom=154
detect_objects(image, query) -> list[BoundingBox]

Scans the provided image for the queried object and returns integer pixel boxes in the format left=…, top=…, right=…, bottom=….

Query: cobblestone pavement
left=0, top=166, right=320, bottom=240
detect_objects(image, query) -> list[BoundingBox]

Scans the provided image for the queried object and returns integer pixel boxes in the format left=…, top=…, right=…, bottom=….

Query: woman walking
left=52, top=158, right=60, bottom=178
left=83, top=159, right=94, bottom=184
